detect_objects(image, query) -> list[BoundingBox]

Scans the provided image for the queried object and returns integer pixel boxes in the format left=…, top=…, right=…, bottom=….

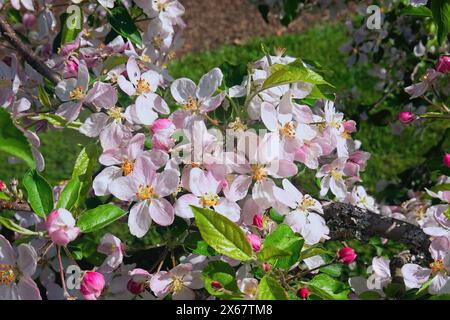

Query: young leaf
left=22, top=169, right=53, bottom=218
left=431, top=0, right=450, bottom=45
left=0, top=108, right=35, bottom=168
left=56, top=177, right=81, bottom=210
left=107, top=4, right=142, bottom=45
left=0, top=216, right=41, bottom=236
left=257, top=276, right=288, bottom=300
left=77, top=204, right=126, bottom=233
left=307, top=274, right=350, bottom=300
left=191, top=206, right=253, bottom=261
left=72, top=143, right=99, bottom=208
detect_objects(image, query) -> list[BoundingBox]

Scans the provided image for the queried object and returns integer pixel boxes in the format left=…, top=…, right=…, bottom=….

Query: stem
left=0, top=16, right=61, bottom=85
left=57, top=246, right=70, bottom=299
left=0, top=199, right=31, bottom=211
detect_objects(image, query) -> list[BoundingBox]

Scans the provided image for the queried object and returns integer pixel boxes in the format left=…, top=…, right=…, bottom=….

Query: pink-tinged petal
left=109, top=176, right=137, bottom=201
left=141, top=70, right=160, bottom=92
left=150, top=198, right=175, bottom=226
left=56, top=101, right=82, bottom=123
left=127, top=56, right=141, bottom=85
left=141, top=150, right=169, bottom=170
left=372, top=257, right=391, bottom=279
left=295, top=123, right=316, bottom=141
left=267, top=159, right=298, bottom=178
left=150, top=271, right=172, bottom=298
left=152, top=95, right=170, bottom=114
left=133, top=156, right=157, bottom=186
left=252, top=180, right=275, bottom=210
left=429, top=273, right=450, bottom=295
left=175, top=194, right=200, bottom=219
left=84, top=82, right=117, bottom=108
left=171, top=78, right=197, bottom=104
left=128, top=202, right=152, bottom=238
left=170, top=108, right=192, bottom=128
left=261, top=102, right=279, bottom=132
left=55, top=78, right=77, bottom=101
left=273, top=186, right=297, bottom=209
left=199, top=92, right=225, bottom=113
left=285, top=211, right=307, bottom=234
left=0, top=235, right=16, bottom=265
left=77, top=60, right=89, bottom=91
left=17, top=244, right=37, bottom=277
left=241, top=197, right=263, bottom=226
left=197, top=68, right=223, bottom=100
left=401, top=264, right=431, bottom=289
left=80, top=113, right=109, bottom=137
left=214, top=198, right=241, bottom=222
left=17, top=276, right=42, bottom=300
left=188, top=167, right=208, bottom=197
left=256, top=132, right=280, bottom=164
left=223, top=175, right=252, bottom=202
left=118, top=75, right=136, bottom=96
left=429, top=236, right=450, bottom=261
left=172, top=286, right=196, bottom=300
left=100, top=123, right=133, bottom=150
left=99, top=250, right=123, bottom=274
left=319, top=176, right=330, bottom=197
left=134, top=95, right=159, bottom=125
left=155, top=169, right=180, bottom=197
left=126, top=133, right=145, bottom=160
left=99, top=149, right=124, bottom=166
left=330, top=177, right=347, bottom=199
left=184, top=270, right=204, bottom=289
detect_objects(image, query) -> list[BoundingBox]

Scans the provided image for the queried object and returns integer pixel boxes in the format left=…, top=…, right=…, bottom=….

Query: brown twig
left=0, top=16, right=61, bottom=85
left=0, top=199, right=31, bottom=212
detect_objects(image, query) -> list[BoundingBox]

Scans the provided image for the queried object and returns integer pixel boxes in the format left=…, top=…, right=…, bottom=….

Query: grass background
left=1, top=23, right=447, bottom=198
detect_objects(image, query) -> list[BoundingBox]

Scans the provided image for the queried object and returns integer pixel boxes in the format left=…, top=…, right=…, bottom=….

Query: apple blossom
left=398, top=111, right=415, bottom=124
left=297, top=287, right=309, bottom=299
left=80, top=271, right=105, bottom=300
left=436, top=56, right=450, bottom=74
left=338, top=247, right=357, bottom=264
left=97, top=233, right=125, bottom=273
left=444, top=154, right=450, bottom=168
left=46, top=209, right=80, bottom=246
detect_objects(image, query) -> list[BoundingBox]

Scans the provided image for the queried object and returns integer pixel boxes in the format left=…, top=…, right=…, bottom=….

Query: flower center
left=279, top=122, right=297, bottom=138
left=300, top=196, right=315, bottom=212
left=171, top=277, right=183, bottom=294
left=122, top=160, right=135, bottom=176
left=156, top=0, right=169, bottom=11
left=0, top=79, right=11, bottom=88
left=69, top=87, right=85, bottom=100
left=141, top=54, right=151, bottom=63
left=183, top=96, right=198, bottom=111
left=136, top=79, right=151, bottom=95
left=107, top=106, right=124, bottom=122
left=228, top=117, right=247, bottom=132
left=252, top=165, right=267, bottom=182
left=430, top=259, right=445, bottom=273
left=0, top=264, right=16, bottom=286
left=152, top=36, right=163, bottom=50
left=331, top=169, right=343, bottom=180
left=136, top=185, right=155, bottom=201
left=200, top=193, right=220, bottom=207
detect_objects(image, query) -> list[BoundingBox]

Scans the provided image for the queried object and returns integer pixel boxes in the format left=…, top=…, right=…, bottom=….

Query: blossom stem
left=57, top=246, right=70, bottom=299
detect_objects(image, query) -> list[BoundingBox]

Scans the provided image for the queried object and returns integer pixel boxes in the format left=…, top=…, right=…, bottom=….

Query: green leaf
left=402, top=6, right=433, bottom=17
left=37, top=86, right=52, bottom=109
left=0, top=108, right=35, bottom=168
left=0, top=216, right=41, bottom=236
left=191, top=206, right=253, bottom=261
left=359, top=291, right=382, bottom=300
left=56, top=178, right=81, bottom=210
left=280, top=0, right=301, bottom=26
left=307, top=274, right=350, bottom=300
left=261, top=224, right=303, bottom=269
left=61, top=9, right=83, bottom=45
left=102, top=56, right=129, bottom=74
left=185, top=232, right=216, bottom=256
left=429, top=294, right=450, bottom=300
left=31, top=113, right=82, bottom=129
left=22, top=169, right=53, bottom=218
left=263, top=59, right=333, bottom=90
left=72, top=143, right=99, bottom=208
left=257, top=245, right=291, bottom=261
left=320, top=264, right=343, bottom=278
left=431, top=0, right=450, bottom=45
left=299, top=245, right=332, bottom=262
left=202, top=261, right=240, bottom=299
left=77, top=204, right=126, bottom=233
left=257, top=276, right=288, bottom=300
left=107, top=4, right=142, bottom=45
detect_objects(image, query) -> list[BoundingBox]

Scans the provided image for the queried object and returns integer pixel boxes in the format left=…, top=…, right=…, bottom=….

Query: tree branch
left=323, top=202, right=431, bottom=262
left=0, top=16, right=61, bottom=85
left=0, top=199, right=31, bottom=212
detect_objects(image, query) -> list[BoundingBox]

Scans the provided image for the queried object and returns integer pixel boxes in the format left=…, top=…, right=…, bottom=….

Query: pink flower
left=109, top=156, right=179, bottom=237
left=316, top=157, right=348, bottom=199
left=80, top=271, right=105, bottom=300
left=253, top=214, right=263, bottom=229
left=297, top=287, right=309, bottom=300
left=97, top=233, right=124, bottom=273
left=436, top=56, right=450, bottom=73
left=150, top=263, right=203, bottom=300
left=46, top=209, right=80, bottom=246
left=398, top=111, right=415, bottom=124
left=263, top=262, right=270, bottom=272
left=150, top=118, right=176, bottom=151
left=246, top=233, right=262, bottom=252
left=127, top=268, right=151, bottom=295
left=444, top=153, right=450, bottom=168
left=337, top=247, right=357, bottom=264
left=405, top=69, right=441, bottom=99
left=22, top=13, right=36, bottom=29
left=0, top=180, right=5, bottom=191
left=0, top=235, right=41, bottom=300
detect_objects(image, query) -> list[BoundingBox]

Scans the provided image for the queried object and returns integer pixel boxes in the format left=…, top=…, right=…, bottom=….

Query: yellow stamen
left=0, top=264, right=16, bottom=286
left=430, top=259, right=445, bottom=273
left=107, top=106, right=124, bottom=122
left=171, top=277, right=183, bottom=294
left=183, top=96, right=198, bottom=111
left=200, top=193, right=220, bottom=207
left=136, top=79, right=151, bottom=95
left=136, top=185, right=155, bottom=201
left=69, top=87, right=85, bottom=100
left=252, top=165, right=267, bottom=182
left=228, top=117, right=248, bottom=132
left=300, top=196, right=316, bottom=212
left=122, top=160, right=135, bottom=176
left=331, top=170, right=343, bottom=180
left=279, top=122, right=297, bottom=138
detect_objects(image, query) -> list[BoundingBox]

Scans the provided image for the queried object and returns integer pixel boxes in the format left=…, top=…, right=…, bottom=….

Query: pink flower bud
left=46, top=209, right=80, bottom=246
left=342, top=120, right=357, bottom=133
left=211, top=281, right=222, bottom=289
left=150, top=118, right=175, bottom=151
left=263, top=262, right=270, bottom=273
left=398, top=111, right=415, bottom=124
left=436, top=55, right=450, bottom=74
left=0, top=180, right=5, bottom=191
left=253, top=214, right=263, bottom=229
left=337, top=247, right=357, bottom=264
left=127, top=279, right=145, bottom=295
left=22, top=13, right=37, bottom=29
left=80, top=271, right=105, bottom=300
left=246, top=233, right=262, bottom=252
left=150, top=118, right=173, bottom=132
left=444, top=153, right=450, bottom=168
left=297, top=287, right=309, bottom=300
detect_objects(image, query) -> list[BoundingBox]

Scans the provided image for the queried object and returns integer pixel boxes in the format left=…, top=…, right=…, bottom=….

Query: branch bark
left=0, top=16, right=61, bottom=85
left=0, top=199, right=31, bottom=212
left=323, top=202, right=431, bottom=261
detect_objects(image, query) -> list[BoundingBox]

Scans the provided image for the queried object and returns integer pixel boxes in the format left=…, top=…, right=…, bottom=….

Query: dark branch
left=0, top=16, right=61, bottom=85
left=323, top=202, right=431, bottom=262
left=0, top=199, right=31, bottom=212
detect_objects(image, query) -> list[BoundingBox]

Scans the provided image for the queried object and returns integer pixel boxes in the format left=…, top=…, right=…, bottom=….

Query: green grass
left=0, top=22, right=447, bottom=198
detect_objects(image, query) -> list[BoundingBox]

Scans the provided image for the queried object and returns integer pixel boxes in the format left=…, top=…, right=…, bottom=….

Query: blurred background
left=0, top=0, right=448, bottom=204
